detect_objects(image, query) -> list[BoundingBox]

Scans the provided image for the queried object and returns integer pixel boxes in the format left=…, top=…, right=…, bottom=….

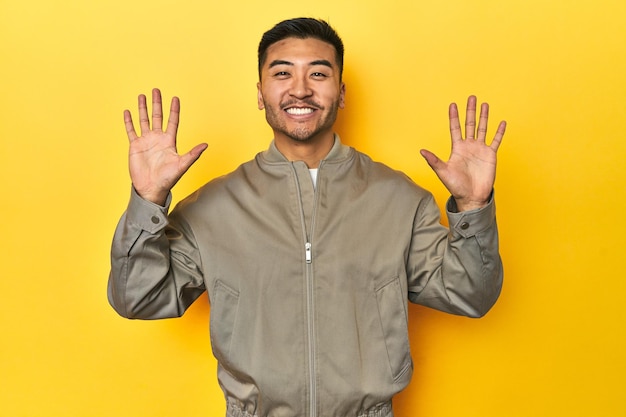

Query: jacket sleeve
left=107, top=188, right=206, bottom=319
left=406, top=192, right=503, bottom=318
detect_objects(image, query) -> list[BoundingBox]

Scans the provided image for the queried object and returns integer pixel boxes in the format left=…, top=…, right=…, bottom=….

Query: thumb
left=420, top=149, right=444, bottom=172
left=180, top=143, right=208, bottom=171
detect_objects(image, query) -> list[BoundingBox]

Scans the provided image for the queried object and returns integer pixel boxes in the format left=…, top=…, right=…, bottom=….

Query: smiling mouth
left=285, top=107, right=315, bottom=115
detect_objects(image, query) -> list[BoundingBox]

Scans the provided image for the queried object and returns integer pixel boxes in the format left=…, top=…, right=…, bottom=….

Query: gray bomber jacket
left=108, top=136, right=503, bottom=417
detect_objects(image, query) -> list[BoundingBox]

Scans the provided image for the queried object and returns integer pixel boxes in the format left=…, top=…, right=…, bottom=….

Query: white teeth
left=286, top=108, right=314, bottom=115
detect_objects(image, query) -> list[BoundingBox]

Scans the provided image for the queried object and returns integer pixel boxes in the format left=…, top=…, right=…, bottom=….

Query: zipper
left=290, top=161, right=322, bottom=417
left=306, top=249, right=316, bottom=417
left=305, top=242, right=312, bottom=264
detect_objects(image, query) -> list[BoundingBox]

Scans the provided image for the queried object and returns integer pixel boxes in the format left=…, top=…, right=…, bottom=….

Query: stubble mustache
left=280, top=99, right=324, bottom=111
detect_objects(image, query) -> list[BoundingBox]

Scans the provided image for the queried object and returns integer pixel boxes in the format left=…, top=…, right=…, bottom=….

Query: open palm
left=125, top=89, right=208, bottom=205
left=420, top=96, right=506, bottom=211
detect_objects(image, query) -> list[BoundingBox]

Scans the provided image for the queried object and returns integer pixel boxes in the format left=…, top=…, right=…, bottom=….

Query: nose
left=289, top=74, right=312, bottom=99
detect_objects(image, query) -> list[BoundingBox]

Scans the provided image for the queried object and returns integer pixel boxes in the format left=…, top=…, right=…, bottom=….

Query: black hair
left=258, top=17, right=344, bottom=80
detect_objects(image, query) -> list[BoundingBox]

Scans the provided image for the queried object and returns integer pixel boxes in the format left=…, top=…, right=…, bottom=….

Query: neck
left=274, top=132, right=335, bottom=168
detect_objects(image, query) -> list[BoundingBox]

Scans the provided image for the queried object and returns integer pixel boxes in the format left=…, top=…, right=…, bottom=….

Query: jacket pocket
left=210, top=280, right=240, bottom=364
left=375, top=277, right=412, bottom=382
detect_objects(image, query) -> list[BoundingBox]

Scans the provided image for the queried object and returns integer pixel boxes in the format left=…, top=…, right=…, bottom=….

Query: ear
left=339, top=82, right=346, bottom=109
left=257, top=82, right=265, bottom=110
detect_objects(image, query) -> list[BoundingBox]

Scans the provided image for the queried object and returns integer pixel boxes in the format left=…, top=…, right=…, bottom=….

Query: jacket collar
left=261, top=134, right=354, bottom=165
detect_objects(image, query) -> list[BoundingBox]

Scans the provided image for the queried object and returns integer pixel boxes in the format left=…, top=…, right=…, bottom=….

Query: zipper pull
left=305, top=242, right=312, bottom=264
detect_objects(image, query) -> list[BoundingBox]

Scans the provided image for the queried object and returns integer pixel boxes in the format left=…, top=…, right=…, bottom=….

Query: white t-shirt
left=309, top=168, right=318, bottom=189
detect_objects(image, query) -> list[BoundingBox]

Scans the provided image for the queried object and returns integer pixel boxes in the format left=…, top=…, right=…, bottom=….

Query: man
left=109, top=17, right=506, bottom=417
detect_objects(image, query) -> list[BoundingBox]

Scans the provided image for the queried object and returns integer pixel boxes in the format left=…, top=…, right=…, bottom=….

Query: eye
left=311, top=72, right=328, bottom=79
left=273, top=71, right=290, bottom=78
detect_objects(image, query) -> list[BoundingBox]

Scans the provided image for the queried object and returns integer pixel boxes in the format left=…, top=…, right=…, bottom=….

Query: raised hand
left=124, top=88, right=208, bottom=205
left=420, top=95, right=506, bottom=212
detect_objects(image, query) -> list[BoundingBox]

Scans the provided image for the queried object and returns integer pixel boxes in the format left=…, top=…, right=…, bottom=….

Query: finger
left=152, top=88, right=163, bottom=132
left=465, top=95, right=477, bottom=139
left=449, top=103, right=463, bottom=143
left=490, top=120, right=507, bottom=151
left=137, top=94, right=150, bottom=135
left=420, top=149, right=445, bottom=172
left=179, top=143, right=209, bottom=173
left=477, top=102, right=489, bottom=143
left=165, top=96, right=181, bottom=138
left=123, top=109, right=138, bottom=141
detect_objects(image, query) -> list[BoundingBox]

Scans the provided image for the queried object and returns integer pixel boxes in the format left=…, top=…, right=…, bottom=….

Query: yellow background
left=1, top=0, right=625, bottom=415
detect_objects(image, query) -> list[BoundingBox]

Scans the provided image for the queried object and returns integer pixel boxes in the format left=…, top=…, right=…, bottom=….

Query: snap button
left=151, top=216, right=160, bottom=224
left=460, top=222, right=469, bottom=230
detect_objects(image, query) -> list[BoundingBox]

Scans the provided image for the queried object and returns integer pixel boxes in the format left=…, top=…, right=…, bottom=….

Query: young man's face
left=257, top=37, right=345, bottom=144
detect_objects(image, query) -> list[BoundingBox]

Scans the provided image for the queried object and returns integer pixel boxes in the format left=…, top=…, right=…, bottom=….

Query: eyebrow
left=268, top=59, right=334, bottom=69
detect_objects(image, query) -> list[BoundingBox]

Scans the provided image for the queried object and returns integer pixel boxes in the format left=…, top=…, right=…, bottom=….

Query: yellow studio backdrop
left=1, top=0, right=624, bottom=415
